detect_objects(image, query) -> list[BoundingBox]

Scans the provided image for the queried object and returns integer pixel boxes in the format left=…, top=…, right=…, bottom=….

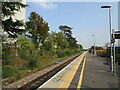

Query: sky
left=26, top=1, right=118, bottom=49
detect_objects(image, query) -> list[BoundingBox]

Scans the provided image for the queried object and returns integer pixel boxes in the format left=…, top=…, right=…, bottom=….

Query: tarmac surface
left=81, top=53, right=118, bottom=88
left=37, top=51, right=118, bottom=89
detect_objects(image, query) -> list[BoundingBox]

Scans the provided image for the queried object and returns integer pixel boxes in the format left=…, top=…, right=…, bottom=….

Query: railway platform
left=37, top=51, right=118, bottom=89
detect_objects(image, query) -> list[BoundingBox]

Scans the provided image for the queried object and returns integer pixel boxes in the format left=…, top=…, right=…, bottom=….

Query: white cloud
left=38, top=2, right=58, bottom=9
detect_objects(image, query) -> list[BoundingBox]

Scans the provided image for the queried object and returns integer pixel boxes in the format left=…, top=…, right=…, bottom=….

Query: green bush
left=13, top=70, right=27, bottom=80
left=66, top=50, right=73, bottom=56
left=2, top=66, right=18, bottom=78
left=27, top=55, right=39, bottom=69
left=66, top=49, right=76, bottom=56
left=0, top=67, right=2, bottom=78
left=17, top=38, right=35, bottom=60
left=2, top=58, right=11, bottom=65
left=2, top=45, right=12, bottom=65
left=56, top=49, right=80, bottom=58
left=57, top=50, right=66, bottom=58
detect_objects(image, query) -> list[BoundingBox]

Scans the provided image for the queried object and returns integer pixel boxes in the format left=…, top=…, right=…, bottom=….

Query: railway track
left=17, top=52, right=83, bottom=90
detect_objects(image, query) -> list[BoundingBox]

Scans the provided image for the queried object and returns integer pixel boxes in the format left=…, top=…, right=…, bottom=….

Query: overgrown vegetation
left=2, top=2, right=83, bottom=83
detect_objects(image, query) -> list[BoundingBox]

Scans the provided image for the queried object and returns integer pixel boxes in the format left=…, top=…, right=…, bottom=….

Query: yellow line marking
left=77, top=55, right=86, bottom=89
left=58, top=52, right=86, bottom=88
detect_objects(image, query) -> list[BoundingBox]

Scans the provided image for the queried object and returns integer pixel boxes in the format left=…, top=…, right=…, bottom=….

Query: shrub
left=27, top=55, right=39, bottom=69
left=2, top=66, right=18, bottom=78
left=17, top=38, right=35, bottom=60
left=68, top=49, right=77, bottom=55
left=66, top=50, right=73, bottom=56
left=57, top=50, right=66, bottom=58
left=2, top=45, right=13, bottom=65
left=13, top=70, right=27, bottom=80
left=56, top=49, right=80, bottom=58
left=2, top=58, right=12, bottom=65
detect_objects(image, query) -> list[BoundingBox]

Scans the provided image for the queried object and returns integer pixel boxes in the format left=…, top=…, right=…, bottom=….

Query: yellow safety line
left=58, top=52, right=86, bottom=88
left=77, top=55, right=86, bottom=89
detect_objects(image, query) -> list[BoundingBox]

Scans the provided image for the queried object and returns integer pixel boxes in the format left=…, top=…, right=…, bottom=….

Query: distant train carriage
left=96, top=50, right=107, bottom=57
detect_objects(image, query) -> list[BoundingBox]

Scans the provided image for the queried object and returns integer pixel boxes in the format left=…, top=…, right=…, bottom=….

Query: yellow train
left=96, top=50, right=107, bottom=57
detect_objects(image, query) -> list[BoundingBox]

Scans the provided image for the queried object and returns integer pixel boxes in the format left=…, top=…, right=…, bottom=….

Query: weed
left=2, top=66, right=18, bottom=78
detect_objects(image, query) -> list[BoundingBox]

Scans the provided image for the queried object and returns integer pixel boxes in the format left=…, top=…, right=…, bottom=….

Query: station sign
left=114, top=34, right=120, bottom=39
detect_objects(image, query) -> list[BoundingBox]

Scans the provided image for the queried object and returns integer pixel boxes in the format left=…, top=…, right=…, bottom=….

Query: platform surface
left=37, top=51, right=118, bottom=89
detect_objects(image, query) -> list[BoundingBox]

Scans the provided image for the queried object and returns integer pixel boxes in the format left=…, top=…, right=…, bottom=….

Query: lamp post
left=112, top=29, right=116, bottom=76
left=101, top=5, right=114, bottom=72
left=92, top=34, right=96, bottom=56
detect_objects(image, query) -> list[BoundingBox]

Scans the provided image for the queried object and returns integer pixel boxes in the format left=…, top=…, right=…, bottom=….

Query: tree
left=17, top=38, right=34, bottom=51
left=67, top=36, right=78, bottom=49
left=59, top=25, right=78, bottom=49
left=96, top=46, right=103, bottom=50
left=26, top=12, right=49, bottom=48
left=2, top=2, right=26, bottom=38
left=17, top=38, right=35, bottom=59
left=59, top=25, right=72, bottom=39
left=90, top=46, right=103, bottom=50
left=43, top=33, right=53, bottom=52
left=54, top=32, right=69, bottom=49
left=78, top=44, right=83, bottom=50
left=43, top=32, right=69, bottom=52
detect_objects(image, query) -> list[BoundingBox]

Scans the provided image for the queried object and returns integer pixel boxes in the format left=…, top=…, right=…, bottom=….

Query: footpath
left=81, top=52, right=119, bottom=89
